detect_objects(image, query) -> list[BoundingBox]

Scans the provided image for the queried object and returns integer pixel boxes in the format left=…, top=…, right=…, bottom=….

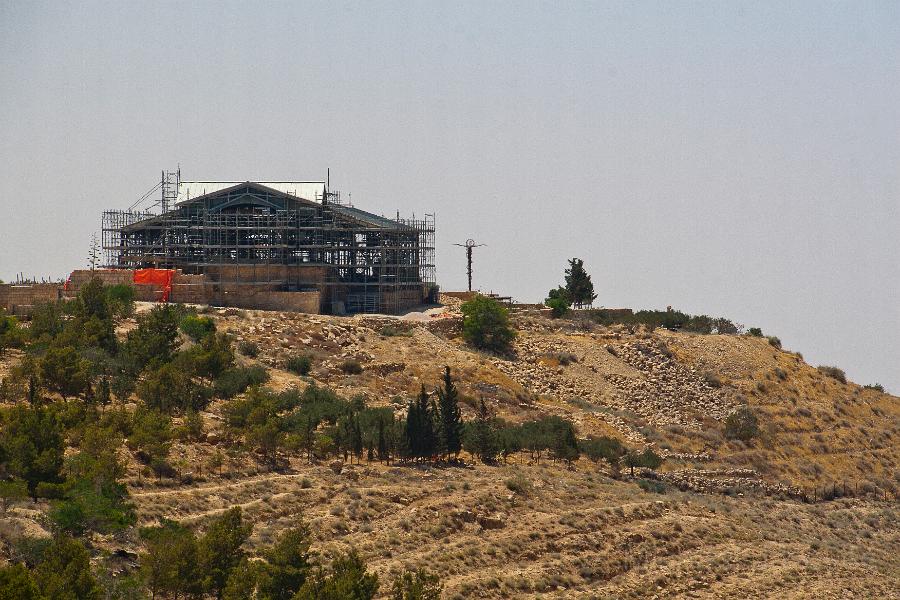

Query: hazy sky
left=1, top=2, right=897, bottom=392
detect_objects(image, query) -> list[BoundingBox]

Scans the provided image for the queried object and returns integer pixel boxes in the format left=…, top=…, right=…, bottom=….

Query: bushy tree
left=105, top=284, right=135, bottom=319
left=581, top=436, right=625, bottom=474
left=33, top=535, right=102, bottom=600
left=0, top=404, right=65, bottom=498
left=436, top=367, right=463, bottom=460
left=140, top=520, right=201, bottom=600
left=198, top=506, right=252, bottom=599
left=124, top=305, right=180, bottom=372
left=179, top=314, right=216, bottom=342
left=294, top=550, right=378, bottom=600
left=460, top=295, right=515, bottom=354
left=40, top=345, right=92, bottom=400
left=564, top=258, right=597, bottom=308
left=254, top=525, right=312, bottom=600
left=0, top=563, right=41, bottom=599
left=138, top=362, right=209, bottom=413
left=623, top=447, right=663, bottom=477
left=544, top=286, right=570, bottom=318
left=128, top=407, right=172, bottom=470
left=724, top=406, right=760, bottom=442
left=50, top=424, right=134, bottom=535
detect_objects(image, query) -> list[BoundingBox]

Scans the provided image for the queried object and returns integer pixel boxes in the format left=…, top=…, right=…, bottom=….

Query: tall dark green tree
left=436, top=367, right=463, bottom=460
left=404, top=386, right=436, bottom=461
left=564, top=258, right=597, bottom=308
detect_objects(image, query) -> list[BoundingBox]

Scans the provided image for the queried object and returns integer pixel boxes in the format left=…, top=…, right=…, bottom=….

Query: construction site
left=66, top=169, right=438, bottom=315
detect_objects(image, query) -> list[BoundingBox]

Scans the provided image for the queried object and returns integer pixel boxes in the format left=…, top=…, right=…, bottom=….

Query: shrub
left=724, top=406, right=759, bottom=442
left=460, top=295, right=516, bottom=354
left=504, top=473, right=532, bottom=496
left=864, top=383, right=885, bottom=393
left=391, top=568, right=442, bottom=600
left=213, top=366, right=269, bottom=399
left=767, top=336, right=782, bottom=349
left=703, top=372, right=723, bottom=388
left=817, top=365, right=847, bottom=384
left=286, top=355, right=312, bottom=376
left=339, top=359, right=363, bottom=375
left=636, top=478, right=667, bottom=494
left=179, top=315, right=216, bottom=342
left=105, top=284, right=135, bottom=318
left=555, top=352, right=578, bottom=366
left=747, top=327, right=763, bottom=337
left=237, top=341, right=259, bottom=357
left=378, top=325, right=412, bottom=337
left=543, top=294, right=570, bottom=319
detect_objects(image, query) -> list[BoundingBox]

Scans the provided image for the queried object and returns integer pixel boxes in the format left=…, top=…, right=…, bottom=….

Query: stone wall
left=215, top=289, right=320, bottom=313
left=0, top=283, right=62, bottom=316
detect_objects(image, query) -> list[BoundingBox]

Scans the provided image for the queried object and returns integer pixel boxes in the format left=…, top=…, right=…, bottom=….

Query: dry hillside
left=1, top=299, right=898, bottom=598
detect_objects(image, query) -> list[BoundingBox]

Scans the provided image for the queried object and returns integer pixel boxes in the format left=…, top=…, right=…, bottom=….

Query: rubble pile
left=652, top=469, right=803, bottom=498
left=602, top=341, right=736, bottom=427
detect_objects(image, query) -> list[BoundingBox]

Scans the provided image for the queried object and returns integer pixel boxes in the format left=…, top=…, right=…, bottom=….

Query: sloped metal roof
left=330, top=204, right=409, bottom=230
left=176, top=181, right=326, bottom=204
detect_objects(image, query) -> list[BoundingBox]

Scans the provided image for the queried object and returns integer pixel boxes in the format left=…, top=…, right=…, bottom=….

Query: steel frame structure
left=101, top=177, right=435, bottom=314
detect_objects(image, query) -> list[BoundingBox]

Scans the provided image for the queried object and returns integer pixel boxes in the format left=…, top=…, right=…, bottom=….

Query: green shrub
left=105, top=284, right=135, bottom=318
left=286, top=355, right=312, bottom=376
left=213, top=366, right=269, bottom=398
left=817, top=365, right=847, bottom=384
left=543, top=294, right=570, bottom=319
left=339, top=359, right=363, bottom=375
left=504, top=473, right=532, bottom=496
left=390, top=568, right=442, bottom=600
left=747, top=327, right=763, bottom=337
left=864, top=383, right=885, bottom=393
left=636, top=478, right=667, bottom=494
left=767, top=336, right=782, bottom=349
left=237, top=341, right=259, bottom=357
left=724, top=406, right=759, bottom=442
left=179, top=315, right=216, bottom=342
left=460, top=295, right=516, bottom=354
left=378, top=325, right=412, bottom=337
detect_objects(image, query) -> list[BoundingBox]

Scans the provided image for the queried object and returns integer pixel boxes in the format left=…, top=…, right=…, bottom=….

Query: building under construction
left=99, top=169, right=435, bottom=314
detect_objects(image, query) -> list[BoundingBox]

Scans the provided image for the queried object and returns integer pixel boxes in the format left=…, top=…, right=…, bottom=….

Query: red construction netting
left=133, top=268, right=175, bottom=302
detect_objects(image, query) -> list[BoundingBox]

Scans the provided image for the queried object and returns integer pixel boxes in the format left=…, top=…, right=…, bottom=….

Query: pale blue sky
left=1, top=2, right=897, bottom=392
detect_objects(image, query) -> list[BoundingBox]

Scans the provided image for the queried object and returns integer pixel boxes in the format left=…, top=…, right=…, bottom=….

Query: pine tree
left=564, top=258, right=597, bottom=308
left=436, top=367, right=463, bottom=460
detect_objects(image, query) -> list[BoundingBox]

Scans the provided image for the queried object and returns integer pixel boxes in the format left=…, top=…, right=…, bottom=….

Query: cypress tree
left=436, top=366, right=463, bottom=460
left=564, top=258, right=597, bottom=308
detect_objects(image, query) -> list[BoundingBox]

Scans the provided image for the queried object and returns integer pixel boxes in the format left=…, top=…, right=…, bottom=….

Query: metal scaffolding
left=101, top=173, right=435, bottom=314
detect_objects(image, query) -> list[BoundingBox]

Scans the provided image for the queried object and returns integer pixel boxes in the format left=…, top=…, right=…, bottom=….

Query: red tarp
left=133, top=268, right=175, bottom=302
